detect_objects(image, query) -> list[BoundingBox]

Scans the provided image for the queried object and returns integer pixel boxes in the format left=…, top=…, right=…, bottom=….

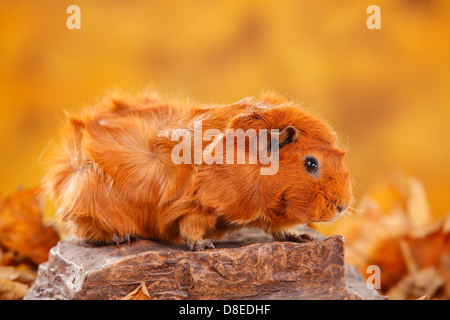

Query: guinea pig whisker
left=345, top=205, right=362, bottom=218
left=345, top=209, right=356, bottom=217
left=306, top=185, right=314, bottom=199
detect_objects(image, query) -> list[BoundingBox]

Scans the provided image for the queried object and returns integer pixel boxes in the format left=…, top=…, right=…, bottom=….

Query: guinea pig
left=44, top=91, right=353, bottom=250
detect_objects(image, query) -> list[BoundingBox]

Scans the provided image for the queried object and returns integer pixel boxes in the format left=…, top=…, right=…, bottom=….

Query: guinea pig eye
left=304, top=157, right=319, bottom=174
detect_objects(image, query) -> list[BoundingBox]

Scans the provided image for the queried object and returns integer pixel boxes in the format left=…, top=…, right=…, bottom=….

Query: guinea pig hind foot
left=273, top=233, right=314, bottom=244
left=186, top=238, right=215, bottom=251
left=112, top=233, right=136, bottom=247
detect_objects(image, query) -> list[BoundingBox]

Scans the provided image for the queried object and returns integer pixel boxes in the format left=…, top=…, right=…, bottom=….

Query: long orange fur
left=44, top=91, right=353, bottom=249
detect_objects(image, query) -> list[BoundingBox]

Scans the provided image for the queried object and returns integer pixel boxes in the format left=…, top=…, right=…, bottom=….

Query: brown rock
left=25, top=229, right=385, bottom=300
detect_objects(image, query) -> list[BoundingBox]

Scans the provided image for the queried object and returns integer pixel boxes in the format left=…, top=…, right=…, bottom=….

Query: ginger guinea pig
left=44, top=91, right=353, bottom=250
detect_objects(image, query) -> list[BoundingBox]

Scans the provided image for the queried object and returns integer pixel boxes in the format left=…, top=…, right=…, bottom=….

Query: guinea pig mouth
left=329, top=210, right=346, bottom=222
left=316, top=207, right=345, bottom=223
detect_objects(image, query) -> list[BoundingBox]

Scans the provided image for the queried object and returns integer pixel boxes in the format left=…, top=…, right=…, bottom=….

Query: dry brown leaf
left=120, top=282, right=151, bottom=300
left=320, top=173, right=450, bottom=299
left=386, top=267, right=444, bottom=300
left=406, top=178, right=432, bottom=230
left=130, top=282, right=151, bottom=300
left=0, top=276, right=30, bottom=300
left=0, top=187, right=60, bottom=265
left=0, top=266, right=36, bottom=286
left=399, top=240, right=417, bottom=274
left=120, top=284, right=141, bottom=300
left=0, top=258, right=37, bottom=300
left=140, top=281, right=150, bottom=298
left=406, top=217, right=450, bottom=269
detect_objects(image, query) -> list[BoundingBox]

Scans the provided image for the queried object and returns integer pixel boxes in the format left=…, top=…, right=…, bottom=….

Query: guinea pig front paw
left=187, top=239, right=215, bottom=251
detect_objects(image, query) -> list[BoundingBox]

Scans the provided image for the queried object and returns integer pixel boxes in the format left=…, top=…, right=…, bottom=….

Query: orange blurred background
left=0, top=0, right=449, bottom=219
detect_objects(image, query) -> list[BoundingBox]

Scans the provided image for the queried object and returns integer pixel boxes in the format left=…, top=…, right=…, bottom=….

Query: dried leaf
left=120, top=282, right=152, bottom=300
left=406, top=178, right=432, bottom=231
left=141, top=281, right=150, bottom=298
left=399, top=240, right=417, bottom=274
left=0, top=187, right=60, bottom=265
left=130, top=282, right=151, bottom=300
left=0, top=266, right=36, bottom=286
left=120, top=283, right=142, bottom=300
left=0, top=277, right=30, bottom=300
left=318, top=174, right=450, bottom=299
left=386, top=267, right=444, bottom=300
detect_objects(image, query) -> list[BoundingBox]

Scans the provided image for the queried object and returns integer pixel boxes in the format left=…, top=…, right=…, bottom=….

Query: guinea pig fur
left=44, top=91, right=353, bottom=250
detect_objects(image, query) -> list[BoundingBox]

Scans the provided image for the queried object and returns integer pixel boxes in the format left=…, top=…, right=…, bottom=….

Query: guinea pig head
left=253, top=103, right=354, bottom=229
left=195, top=95, right=353, bottom=231
left=294, top=144, right=353, bottom=223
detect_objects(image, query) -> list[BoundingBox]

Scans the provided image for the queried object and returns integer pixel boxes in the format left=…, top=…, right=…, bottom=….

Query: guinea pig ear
left=277, top=126, right=299, bottom=147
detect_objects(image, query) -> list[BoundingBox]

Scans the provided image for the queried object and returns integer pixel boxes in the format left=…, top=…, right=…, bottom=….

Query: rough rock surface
left=25, top=229, right=385, bottom=300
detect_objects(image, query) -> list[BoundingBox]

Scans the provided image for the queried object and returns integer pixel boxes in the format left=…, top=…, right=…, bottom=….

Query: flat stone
left=25, top=229, right=385, bottom=300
